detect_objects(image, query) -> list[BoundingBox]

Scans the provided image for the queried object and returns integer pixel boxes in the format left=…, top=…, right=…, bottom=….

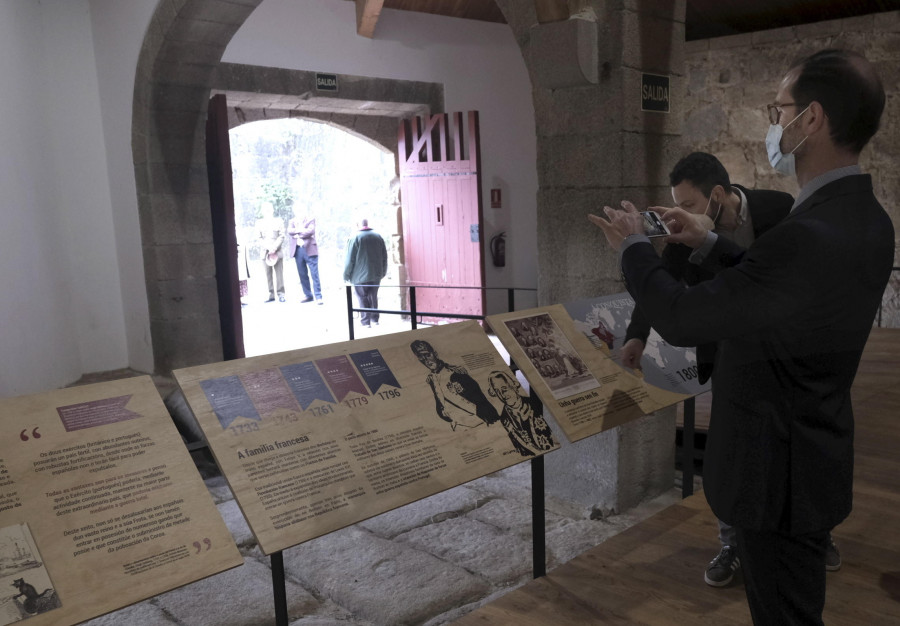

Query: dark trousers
left=354, top=285, right=379, bottom=325
left=294, top=249, right=321, bottom=299
left=735, top=526, right=829, bottom=625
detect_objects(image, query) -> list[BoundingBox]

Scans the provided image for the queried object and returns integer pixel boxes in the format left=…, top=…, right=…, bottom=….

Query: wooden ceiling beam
left=356, top=0, right=385, bottom=38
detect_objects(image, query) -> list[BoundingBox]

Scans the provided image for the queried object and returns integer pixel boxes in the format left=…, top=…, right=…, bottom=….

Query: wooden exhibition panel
left=487, top=302, right=697, bottom=443
left=174, top=321, right=560, bottom=556
left=561, top=293, right=710, bottom=398
left=0, top=376, right=242, bottom=626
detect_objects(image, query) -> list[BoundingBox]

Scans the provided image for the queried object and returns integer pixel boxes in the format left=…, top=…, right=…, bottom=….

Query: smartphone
left=641, top=211, right=670, bottom=237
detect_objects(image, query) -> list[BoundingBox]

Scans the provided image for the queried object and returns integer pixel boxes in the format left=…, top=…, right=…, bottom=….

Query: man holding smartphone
left=591, top=50, right=892, bottom=624
left=622, top=152, right=840, bottom=588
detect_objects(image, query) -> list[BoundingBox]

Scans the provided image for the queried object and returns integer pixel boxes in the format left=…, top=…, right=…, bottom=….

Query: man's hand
left=588, top=200, right=645, bottom=251
left=620, top=338, right=645, bottom=371
left=657, top=206, right=714, bottom=248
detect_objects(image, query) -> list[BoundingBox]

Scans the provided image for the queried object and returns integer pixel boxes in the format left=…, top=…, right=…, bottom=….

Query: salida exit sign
left=316, top=73, right=338, bottom=91
left=641, top=73, right=670, bottom=113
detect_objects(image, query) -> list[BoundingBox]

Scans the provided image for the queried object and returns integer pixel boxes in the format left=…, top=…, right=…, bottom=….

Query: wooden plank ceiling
left=349, top=0, right=900, bottom=40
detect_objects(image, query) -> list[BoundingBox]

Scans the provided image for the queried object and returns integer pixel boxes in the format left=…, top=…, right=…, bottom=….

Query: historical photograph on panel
left=0, top=524, right=60, bottom=624
left=563, top=293, right=710, bottom=396
left=488, top=304, right=695, bottom=444
left=503, top=313, right=601, bottom=400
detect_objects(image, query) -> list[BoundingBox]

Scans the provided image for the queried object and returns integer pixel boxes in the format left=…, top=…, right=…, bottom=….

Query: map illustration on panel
left=563, top=293, right=710, bottom=396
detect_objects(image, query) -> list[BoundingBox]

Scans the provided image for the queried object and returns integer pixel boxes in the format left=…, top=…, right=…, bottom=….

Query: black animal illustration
left=11, top=577, right=59, bottom=615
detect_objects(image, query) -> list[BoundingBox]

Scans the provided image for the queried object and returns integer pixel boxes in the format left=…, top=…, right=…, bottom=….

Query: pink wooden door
left=399, top=111, right=485, bottom=322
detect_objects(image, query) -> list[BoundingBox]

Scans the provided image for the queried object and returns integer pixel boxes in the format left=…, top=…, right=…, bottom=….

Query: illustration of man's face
left=490, top=374, right=517, bottom=405
left=413, top=343, right=440, bottom=372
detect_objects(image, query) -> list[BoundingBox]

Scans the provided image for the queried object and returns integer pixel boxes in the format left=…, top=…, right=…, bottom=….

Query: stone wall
left=683, top=11, right=900, bottom=326
left=493, top=0, right=685, bottom=515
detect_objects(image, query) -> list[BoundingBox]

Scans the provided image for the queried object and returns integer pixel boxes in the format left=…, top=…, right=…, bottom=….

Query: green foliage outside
left=254, top=181, right=294, bottom=225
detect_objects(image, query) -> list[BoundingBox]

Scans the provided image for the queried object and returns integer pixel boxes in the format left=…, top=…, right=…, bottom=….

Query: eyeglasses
left=766, top=102, right=800, bottom=125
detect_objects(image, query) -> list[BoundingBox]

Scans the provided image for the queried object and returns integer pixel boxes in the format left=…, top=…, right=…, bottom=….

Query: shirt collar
left=792, top=165, right=861, bottom=211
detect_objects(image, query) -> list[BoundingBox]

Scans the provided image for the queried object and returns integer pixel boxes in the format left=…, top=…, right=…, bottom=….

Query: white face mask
left=704, top=194, right=722, bottom=226
left=765, top=105, right=810, bottom=176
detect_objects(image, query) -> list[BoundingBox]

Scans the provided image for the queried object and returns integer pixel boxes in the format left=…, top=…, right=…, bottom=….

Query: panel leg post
left=271, top=551, right=288, bottom=626
left=346, top=285, right=355, bottom=340
left=507, top=288, right=515, bottom=313
left=682, top=397, right=695, bottom=498
left=530, top=454, right=546, bottom=578
left=410, top=286, right=418, bottom=330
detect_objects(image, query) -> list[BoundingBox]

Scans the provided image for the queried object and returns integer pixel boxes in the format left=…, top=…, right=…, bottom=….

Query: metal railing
left=344, top=284, right=537, bottom=339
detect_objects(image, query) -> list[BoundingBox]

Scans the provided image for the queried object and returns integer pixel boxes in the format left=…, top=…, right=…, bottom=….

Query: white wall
left=0, top=0, right=539, bottom=395
left=0, top=0, right=121, bottom=395
left=88, top=0, right=157, bottom=375
left=222, top=0, right=540, bottom=312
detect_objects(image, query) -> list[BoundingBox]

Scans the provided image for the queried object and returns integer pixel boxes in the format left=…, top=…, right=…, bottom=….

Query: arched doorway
left=131, top=2, right=447, bottom=373
left=227, top=116, right=400, bottom=356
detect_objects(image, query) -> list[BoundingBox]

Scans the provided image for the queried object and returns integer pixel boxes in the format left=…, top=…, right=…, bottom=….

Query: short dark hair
left=410, top=339, right=435, bottom=357
left=790, top=49, right=884, bottom=154
left=668, top=152, right=731, bottom=198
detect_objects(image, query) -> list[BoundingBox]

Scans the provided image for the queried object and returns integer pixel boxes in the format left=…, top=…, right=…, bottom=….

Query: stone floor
left=76, top=276, right=700, bottom=625
left=82, top=452, right=696, bottom=626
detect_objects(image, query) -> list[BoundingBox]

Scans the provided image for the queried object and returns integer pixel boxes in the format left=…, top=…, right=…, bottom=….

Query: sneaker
left=825, top=538, right=841, bottom=571
left=300, top=296, right=314, bottom=303
left=704, top=545, right=740, bottom=587
left=316, top=298, right=323, bottom=306
left=278, top=295, right=285, bottom=302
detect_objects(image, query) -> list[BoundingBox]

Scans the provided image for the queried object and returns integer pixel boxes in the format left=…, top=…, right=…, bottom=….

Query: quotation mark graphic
left=193, top=538, right=212, bottom=553
left=19, top=428, right=41, bottom=441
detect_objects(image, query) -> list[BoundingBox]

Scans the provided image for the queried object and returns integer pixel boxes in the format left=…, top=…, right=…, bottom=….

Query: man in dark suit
left=591, top=49, right=893, bottom=624
left=622, top=151, right=806, bottom=587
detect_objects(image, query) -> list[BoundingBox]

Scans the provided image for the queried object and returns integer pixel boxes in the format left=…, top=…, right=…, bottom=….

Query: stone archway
left=132, top=5, right=442, bottom=374
left=132, top=0, right=686, bottom=516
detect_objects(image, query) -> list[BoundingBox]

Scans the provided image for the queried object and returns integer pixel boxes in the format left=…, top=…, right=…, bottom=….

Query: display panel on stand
left=488, top=297, right=706, bottom=442
left=0, top=377, right=242, bottom=626
left=174, top=321, right=559, bottom=555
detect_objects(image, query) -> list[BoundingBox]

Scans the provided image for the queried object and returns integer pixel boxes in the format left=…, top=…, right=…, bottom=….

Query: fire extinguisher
left=490, top=232, right=506, bottom=267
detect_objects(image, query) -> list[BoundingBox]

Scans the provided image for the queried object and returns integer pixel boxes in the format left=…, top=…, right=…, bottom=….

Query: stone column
left=498, top=0, right=687, bottom=512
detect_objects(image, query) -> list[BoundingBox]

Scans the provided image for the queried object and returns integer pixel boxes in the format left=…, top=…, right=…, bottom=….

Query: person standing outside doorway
left=343, top=219, right=387, bottom=328
left=256, top=201, right=285, bottom=303
left=288, top=209, right=322, bottom=304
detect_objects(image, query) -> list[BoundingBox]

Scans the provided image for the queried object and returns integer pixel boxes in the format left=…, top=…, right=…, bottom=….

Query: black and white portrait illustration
left=410, top=339, right=500, bottom=431
left=487, top=370, right=556, bottom=456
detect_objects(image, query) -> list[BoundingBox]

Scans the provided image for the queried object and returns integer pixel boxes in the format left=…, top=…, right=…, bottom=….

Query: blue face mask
left=765, top=105, right=810, bottom=176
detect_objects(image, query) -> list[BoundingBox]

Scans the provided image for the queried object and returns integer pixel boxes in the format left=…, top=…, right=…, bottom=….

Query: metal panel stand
left=682, top=397, right=695, bottom=498
left=531, top=454, right=546, bottom=578
left=272, top=551, right=288, bottom=625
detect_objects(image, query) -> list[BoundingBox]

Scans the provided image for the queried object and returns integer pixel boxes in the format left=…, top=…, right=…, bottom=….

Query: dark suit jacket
left=625, top=185, right=794, bottom=383
left=621, top=174, right=894, bottom=533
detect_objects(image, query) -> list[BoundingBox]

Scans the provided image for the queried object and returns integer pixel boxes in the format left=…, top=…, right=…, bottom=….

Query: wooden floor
left=455, top=328, right=900, bottom=625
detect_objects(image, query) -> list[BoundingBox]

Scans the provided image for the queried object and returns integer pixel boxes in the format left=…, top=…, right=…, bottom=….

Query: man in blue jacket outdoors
left=344, top=219, right=388, bottom=328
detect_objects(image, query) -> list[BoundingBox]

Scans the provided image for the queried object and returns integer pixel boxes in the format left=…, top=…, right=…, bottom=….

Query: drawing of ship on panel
left=0, top=524, right=60, bottom=624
